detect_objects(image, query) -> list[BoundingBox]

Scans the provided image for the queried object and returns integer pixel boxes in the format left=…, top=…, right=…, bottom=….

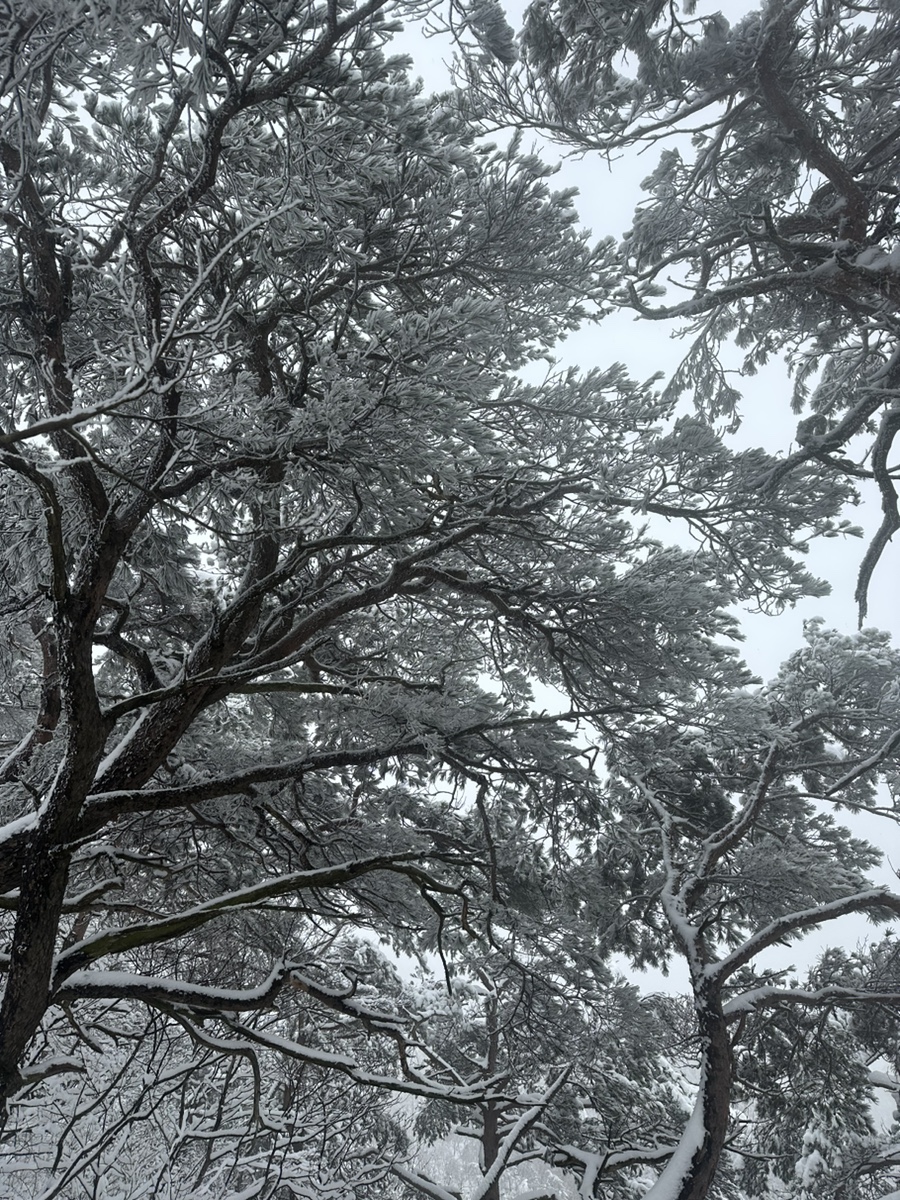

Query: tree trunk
left=645, top=986, right=733, bottom=1200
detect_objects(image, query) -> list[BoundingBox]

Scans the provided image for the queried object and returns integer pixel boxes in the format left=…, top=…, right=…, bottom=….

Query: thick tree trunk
left=645, top=987, right=733, bottom=1200
left=0, top=604, right=109, bottom=1114
left=481, top=1098, right=501, bottom=1200
left=0, top=837, right=71, bottom=1111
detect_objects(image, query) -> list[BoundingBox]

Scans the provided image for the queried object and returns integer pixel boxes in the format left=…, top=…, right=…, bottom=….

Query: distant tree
left=469, top=0, right=900, bottom=620
left=3, top=994, right=407, bottom=1199
left=397, top=954, right=685, bottom=1200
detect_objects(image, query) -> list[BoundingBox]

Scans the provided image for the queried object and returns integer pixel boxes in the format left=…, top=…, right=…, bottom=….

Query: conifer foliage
left=474, top=0, right=900, bottom=623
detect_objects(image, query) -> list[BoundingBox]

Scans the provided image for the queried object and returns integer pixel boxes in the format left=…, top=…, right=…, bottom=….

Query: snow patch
left=643, top=1079, right=706, bottom=1200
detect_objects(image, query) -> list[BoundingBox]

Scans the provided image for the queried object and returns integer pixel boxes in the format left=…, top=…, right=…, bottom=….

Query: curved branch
left=715, top=887, right=900, bottom=982
left=855, top=407, right=900, bottom=624
left=51, top=852, right=427, bottom=984
left=724, top=982, right=900, bottom=1020
left=54, top=961, right=294, bottom=1012
left=755, top=15, right=868, bottom=242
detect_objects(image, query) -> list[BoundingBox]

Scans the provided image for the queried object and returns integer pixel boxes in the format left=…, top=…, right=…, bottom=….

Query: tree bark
left=646, top=983, right=733, bottom=1200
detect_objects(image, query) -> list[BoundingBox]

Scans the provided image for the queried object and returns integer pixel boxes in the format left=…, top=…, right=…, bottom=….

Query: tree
left=397, top=952, right=686, bottom=1200
left=0, top=0, right=793, bottom=1189
left=599, top=621, right=900, bottom=1200
left=469, top=0, right=900, bottom=622
left=3, top=2, right=900, bottom=1199
left=393, top=622, right=900, bottom=1200
left=2, top=996, right=407, bottom=1199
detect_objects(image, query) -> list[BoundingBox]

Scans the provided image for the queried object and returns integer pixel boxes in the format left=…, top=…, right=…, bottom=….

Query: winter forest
left=5, top=0, right=900, bottom=1197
